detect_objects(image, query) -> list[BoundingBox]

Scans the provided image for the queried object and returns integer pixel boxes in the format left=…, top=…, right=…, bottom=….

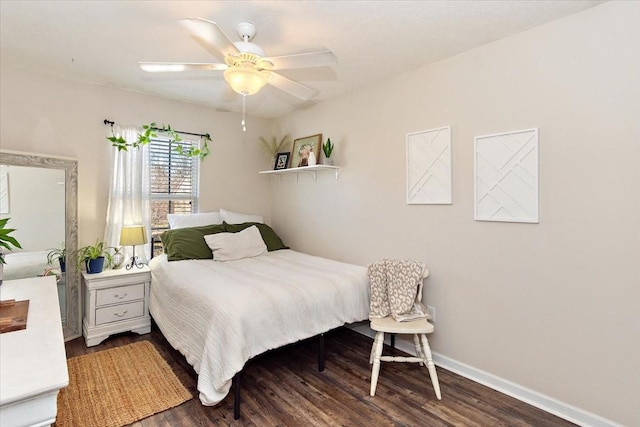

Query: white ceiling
left=0, top=1, right=603, bottom=118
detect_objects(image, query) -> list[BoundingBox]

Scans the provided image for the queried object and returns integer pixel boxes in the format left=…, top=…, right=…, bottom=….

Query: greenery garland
left=107, top=123, right=211, bottom=160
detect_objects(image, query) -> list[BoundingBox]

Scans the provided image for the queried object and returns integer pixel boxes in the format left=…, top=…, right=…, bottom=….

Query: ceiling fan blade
left=268, top=72, right=318, bottom=101
left=139, top=62, right=227, bottom=72
left=179, top=18, right=239, bottom=59
left=267, top=50, right=337, bottom=71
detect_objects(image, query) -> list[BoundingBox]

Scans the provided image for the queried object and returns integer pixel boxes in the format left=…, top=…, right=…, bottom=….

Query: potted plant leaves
left=0, top=218, right=22, bottom=285
left=259, top=134, right=291, bottom=167
left=47, top=242, right=66, bottom=273
left=322, top=138, right=334, bottom=165
left=75, top=240, right=113, bottom=274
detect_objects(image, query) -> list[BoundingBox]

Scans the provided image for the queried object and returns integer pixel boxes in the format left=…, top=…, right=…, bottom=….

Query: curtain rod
left=103, top=119, right=208, bottom=138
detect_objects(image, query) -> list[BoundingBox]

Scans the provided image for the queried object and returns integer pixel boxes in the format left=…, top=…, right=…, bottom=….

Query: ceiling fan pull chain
left=241, top=94, right=247, bottom=132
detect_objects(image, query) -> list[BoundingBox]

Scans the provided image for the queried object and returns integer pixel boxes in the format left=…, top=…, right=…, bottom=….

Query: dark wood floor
left=64, top=326, right=576, bottom=427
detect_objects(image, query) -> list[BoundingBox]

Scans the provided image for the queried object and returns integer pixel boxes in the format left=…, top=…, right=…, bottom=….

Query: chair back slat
left=416, top=267, right=429, bottom=302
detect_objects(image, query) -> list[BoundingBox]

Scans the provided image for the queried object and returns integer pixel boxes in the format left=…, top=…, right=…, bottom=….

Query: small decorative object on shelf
left=259, top=135, right=291, bottom=165
left=274, top=152, right=290, bottom=170
left=308, top=151, right=317, bottom=166
left=291, top=134, right=322, bottom=168
left=322, top=138, right=334, bottom=166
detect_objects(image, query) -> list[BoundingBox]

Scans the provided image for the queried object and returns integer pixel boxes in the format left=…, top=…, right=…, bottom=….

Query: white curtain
left=103, top=125, right=151, bottom=263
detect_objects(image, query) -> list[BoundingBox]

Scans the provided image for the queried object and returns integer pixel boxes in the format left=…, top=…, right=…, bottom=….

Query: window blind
left=149, top=138, right=200, bottom=253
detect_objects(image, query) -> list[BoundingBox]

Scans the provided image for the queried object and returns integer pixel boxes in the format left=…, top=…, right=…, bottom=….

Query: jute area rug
left=55, top=341, right=191, bottom=427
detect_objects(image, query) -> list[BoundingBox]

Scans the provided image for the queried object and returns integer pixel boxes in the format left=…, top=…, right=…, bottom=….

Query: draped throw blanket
left=368, top=259, right=429, bottom=322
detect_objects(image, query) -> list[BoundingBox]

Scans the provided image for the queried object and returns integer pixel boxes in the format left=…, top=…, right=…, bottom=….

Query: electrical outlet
left=426, top=305, right=436, bottom=323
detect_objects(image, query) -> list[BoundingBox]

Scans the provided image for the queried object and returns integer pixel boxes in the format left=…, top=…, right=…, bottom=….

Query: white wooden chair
left=369, top=269, right=441, bottom=399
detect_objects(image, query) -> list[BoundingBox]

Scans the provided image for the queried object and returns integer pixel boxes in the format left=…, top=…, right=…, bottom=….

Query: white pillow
left=220, top=208, right=264, bottom=224
left=167, top=212, right=223, bottom=229
left=204, top=225, right=267, bottom=262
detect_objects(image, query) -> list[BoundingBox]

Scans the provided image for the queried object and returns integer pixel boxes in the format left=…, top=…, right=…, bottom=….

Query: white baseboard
left=347, top=324, right=621, bottom=427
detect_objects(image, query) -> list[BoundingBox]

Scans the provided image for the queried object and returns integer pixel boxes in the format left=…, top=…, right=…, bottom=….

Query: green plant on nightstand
left=75, top=240, right=113, bottom=274
left=47, top=242, right=66, bottom=273
left=322, top=138, right=334, bottom=165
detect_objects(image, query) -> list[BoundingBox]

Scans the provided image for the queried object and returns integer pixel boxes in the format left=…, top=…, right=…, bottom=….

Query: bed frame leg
left=318, top=333, right=325, bottom=372
left=233, top=371, right=241, bottom=420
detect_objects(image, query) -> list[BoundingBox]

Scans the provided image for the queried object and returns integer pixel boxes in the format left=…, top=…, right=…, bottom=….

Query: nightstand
left=82, top=266, right=151, bottom=347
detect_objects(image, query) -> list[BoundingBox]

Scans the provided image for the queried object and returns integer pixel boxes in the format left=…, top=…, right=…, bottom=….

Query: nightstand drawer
left=95, top=301, right=144, bottom=325
left=96, top=283, right=144, bottom=306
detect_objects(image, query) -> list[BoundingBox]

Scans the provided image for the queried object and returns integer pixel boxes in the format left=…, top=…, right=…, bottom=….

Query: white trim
left=348, top=324, right=621, bottom=427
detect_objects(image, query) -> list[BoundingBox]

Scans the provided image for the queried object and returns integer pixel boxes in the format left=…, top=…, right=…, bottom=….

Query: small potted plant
left=75, top=240, right=113, bottom=274
left=259, top=134, right=291, bottom=166
left=322, top=138, right=334, bottom=165
left=0, top=218, right=22, bottom=285
left=47, top=242, right=66, bottom=272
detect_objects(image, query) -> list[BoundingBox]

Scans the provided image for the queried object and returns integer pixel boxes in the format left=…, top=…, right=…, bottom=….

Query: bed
left=148, top=219, right=370, bottom=417
left=2, top=250, right=51, bottom=280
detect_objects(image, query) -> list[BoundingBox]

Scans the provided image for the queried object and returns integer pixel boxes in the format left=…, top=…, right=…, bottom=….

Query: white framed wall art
left=406, top=125, right=452, bottom=204
left=474, top=128, right=539, bottom=223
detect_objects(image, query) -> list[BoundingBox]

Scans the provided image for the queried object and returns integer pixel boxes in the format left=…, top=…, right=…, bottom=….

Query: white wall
left=0, top=69, right=275, bottom=247
left=272, top=2, right=640, bottom=426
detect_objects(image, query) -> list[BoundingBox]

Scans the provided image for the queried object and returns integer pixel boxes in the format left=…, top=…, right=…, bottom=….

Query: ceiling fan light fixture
left=223, top=65, right=270, bottom=96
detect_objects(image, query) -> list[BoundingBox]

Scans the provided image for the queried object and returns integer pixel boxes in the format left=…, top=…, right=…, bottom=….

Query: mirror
left=0, top=150, right=80, bottom=340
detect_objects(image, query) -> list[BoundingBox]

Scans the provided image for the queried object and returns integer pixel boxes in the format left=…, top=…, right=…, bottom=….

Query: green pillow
left=161, top=224, right=226, bottom=261
left=223, top=222, right=289, bottom=252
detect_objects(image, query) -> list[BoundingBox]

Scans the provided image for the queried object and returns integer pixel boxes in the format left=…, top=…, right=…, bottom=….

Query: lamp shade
left=119, top=225, right=148, bottom=246
left=224, top=65, right=270, bottom=95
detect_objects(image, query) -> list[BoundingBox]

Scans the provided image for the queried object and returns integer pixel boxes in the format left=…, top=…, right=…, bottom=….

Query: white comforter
left=149, top=249, right=370, bottom=406
left=3, top=250, right=50, bottom=280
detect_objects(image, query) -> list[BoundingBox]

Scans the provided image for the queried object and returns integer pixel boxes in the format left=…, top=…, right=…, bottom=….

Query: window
left=149, top=138, right=200, bottom=253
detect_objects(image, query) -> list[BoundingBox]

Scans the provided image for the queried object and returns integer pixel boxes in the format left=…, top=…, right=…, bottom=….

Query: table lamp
left=119, top=225, right=148, bottom=270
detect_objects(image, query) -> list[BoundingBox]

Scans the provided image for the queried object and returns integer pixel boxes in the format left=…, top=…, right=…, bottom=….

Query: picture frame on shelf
left=290, top=134, right=322, bottom=168
left=274, top=152, right=290, bottom=170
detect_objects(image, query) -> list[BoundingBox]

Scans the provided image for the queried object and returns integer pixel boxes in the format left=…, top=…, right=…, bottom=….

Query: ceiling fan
left=139, top=18, right=337, bottom=102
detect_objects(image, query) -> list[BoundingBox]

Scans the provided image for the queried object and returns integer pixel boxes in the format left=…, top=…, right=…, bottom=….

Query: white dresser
left=82, top=266, right=151, bottom=347
left=0, top=276, right=69, bottom=427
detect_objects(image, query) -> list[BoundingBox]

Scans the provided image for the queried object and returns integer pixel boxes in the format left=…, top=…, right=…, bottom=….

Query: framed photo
left=274, top=152, right=290, bottom=170
left=290, top=134, right=322, bottom=168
